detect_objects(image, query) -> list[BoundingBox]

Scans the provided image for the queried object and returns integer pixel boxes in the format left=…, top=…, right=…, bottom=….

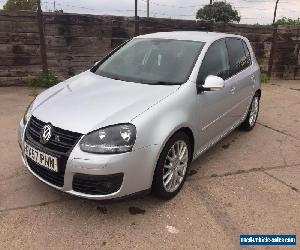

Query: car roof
left=136, top=31, right=244, bottom=43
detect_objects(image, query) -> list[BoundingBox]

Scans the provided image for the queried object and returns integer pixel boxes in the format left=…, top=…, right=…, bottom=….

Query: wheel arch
left=256, top=89, right=261, bottom=99
left=155, top=125, right=196, bottom=169
left=175, top=127, right=195, bottom=159
left=151, top=125, right=195, bottom=197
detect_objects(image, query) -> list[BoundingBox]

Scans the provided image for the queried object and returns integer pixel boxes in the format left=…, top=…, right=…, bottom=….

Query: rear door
left=225, top=38, right=256, bottom=122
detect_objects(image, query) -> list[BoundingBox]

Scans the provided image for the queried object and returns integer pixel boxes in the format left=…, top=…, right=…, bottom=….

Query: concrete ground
left=0, top=81, right=299, bottom=249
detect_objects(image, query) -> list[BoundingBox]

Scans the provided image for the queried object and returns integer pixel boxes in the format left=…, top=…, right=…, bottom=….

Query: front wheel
left=240, top=93, right=260, bottom=131
left=152, top=132, right=192, bottom=200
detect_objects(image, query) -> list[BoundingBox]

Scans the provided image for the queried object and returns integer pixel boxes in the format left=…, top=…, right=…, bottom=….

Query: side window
left=226, top=38, right=250, bottom=76
left=242, top=40, right=252, bottom=68
left=197, top=39, right=230, bottom=85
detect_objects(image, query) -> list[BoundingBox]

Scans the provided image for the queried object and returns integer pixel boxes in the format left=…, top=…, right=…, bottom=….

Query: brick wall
left=0, top=10, right=299, bottom=86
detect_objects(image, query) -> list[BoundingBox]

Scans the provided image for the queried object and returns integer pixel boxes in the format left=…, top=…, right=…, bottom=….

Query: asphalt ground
left=0, top=81, right=299, bottom=249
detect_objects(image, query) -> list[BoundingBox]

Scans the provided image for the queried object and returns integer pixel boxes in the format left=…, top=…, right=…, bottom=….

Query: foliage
left=3, top=0, right=37, bottom=11
left=30, top=72, right=59, bottom=88
left=260, top=73, right=270, bottom=83
left=196, top=1, right=241, bottom=23
left=275, top=17, right=300, bottom=27
left=54, top=9, right=64, bottom=13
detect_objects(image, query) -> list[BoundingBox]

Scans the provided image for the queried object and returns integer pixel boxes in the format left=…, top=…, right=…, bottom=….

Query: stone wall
left=0, top=10, right=299, bottom=86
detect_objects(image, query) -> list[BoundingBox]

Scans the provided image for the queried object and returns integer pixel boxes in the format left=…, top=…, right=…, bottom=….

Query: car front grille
left=27, top=116, right=82, bottom=154
left=27, top=158, right=64, bottom=187
left=73, top=173, right=124, bottom=195
left=25, top=116, right=82, bottom=186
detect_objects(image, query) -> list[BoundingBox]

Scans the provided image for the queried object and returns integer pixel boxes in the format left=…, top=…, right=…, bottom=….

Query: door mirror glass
left=202, top=75, right=225, bottom=91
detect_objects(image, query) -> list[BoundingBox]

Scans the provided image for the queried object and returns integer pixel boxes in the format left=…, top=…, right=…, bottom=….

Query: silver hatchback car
left=19, top=31, right=261, bottom=200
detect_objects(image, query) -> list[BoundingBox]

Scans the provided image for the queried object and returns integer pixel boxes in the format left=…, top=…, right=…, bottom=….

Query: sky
left=0, top=0, right=299, bottom=25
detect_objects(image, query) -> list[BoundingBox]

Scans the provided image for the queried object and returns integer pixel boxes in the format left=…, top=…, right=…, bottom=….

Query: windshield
left=93, top=38, right=204, bottom=85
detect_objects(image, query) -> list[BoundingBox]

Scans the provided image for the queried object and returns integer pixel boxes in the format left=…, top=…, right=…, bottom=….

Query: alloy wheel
left=249, top=96, right=259, bottom=126
left=162, top=140, right=189, bottom=193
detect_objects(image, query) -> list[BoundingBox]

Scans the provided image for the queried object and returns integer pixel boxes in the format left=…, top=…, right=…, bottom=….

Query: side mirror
left=197, top=75, right=225, bottom=93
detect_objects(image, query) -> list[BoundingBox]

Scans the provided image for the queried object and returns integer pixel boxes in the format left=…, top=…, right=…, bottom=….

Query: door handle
left=230, top=87, right=236, bottom=95
left=251, top=75, right=256, bottom=83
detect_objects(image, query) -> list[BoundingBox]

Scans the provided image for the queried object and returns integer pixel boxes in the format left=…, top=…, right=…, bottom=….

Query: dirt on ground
left=0, top=81, right=299, bottom=249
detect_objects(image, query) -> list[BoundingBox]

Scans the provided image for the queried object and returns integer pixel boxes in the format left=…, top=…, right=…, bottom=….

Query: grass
left=29, top=72, right=59, bottom=96
left=30, top=72, right=59, bottom=88
left=260, top=73, right=270, bottom=84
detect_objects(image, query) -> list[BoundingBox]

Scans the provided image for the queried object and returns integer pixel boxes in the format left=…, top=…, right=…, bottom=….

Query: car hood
left=32, top=71, right=179, bottom=134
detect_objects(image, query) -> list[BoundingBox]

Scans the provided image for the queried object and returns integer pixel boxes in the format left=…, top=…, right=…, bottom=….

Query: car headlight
left=23, top=99, right=35, bottom=125
left=79, top=124, right=136, bottom=154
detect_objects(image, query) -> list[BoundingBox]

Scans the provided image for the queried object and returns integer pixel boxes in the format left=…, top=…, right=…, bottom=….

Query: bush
left=31, top=72, right=59, bottom=88
left=260, top=73, right=270, bottom=83
left=275, top=17, right=300, bottom=27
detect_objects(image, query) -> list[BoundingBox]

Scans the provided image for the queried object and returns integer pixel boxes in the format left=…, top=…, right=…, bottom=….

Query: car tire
left=240, top=93, right=260, bottom=131
left=152, top=131, right=192, bottom=200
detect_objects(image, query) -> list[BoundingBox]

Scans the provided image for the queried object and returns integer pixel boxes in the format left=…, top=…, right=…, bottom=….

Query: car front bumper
left=18, top=120, right=159, bottom=200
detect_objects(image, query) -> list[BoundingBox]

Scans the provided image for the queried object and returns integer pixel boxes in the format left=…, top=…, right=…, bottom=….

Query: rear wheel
left=240, top=93, right=260, bottom=131
left=152, top=132, right=192, bottom=200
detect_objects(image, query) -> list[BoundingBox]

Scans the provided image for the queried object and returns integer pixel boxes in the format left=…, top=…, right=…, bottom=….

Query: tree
left=275, top=17, right=300, bottom=27
left=272, top=0, right=279, bottom=25
left=196, top=1, right=241, bottom=23
left=3, top=0, right=37, bottom=11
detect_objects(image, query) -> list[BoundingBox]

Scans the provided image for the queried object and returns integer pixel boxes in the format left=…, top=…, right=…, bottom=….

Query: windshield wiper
left=142, top=81, right=181, bottom=85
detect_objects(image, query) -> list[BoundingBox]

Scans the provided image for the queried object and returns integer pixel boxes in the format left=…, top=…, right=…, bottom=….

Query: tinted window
left=226, top=38, right=250, bottom=75
left=242, top=40, right=252, bottom=67
left=94, top=38, right=204, bottom=85
left=197, top=39, right=230, bottom=85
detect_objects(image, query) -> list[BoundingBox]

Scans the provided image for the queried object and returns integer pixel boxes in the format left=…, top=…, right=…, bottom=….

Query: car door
left=225, top=38, right=256, bottom=123
left=195, top=39, right=237, bottom=149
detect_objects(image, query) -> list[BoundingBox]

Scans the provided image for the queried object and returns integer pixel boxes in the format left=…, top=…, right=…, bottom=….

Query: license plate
left=24, top=142, right=58, bottom=172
